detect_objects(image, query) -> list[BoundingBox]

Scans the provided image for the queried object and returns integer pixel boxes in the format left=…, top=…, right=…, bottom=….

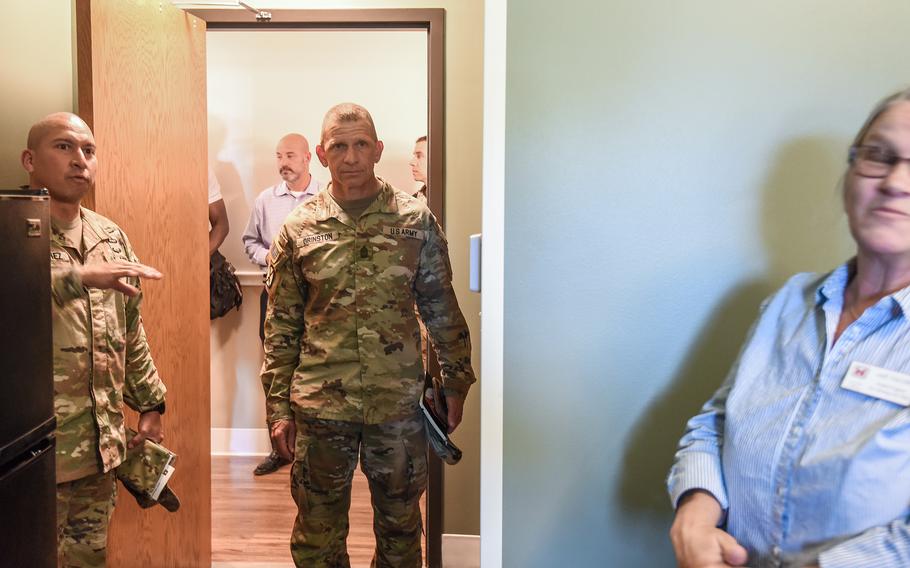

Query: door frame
left=188, top=8, right=447, bottom=567
left=193, top=7, right=446, bottom=219
left=481, top=0, right=506, bottom=565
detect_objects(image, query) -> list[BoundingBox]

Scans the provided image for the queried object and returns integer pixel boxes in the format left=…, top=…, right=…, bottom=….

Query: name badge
left=841, top=361, right=910, bottom=406
left=297, top=232, right=338, bottom=248
left=384, top=226, right=425, bottom=240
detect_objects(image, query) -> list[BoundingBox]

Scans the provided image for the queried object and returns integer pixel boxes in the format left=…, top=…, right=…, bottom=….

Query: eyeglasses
left=849, top=145, right=910, bottom=178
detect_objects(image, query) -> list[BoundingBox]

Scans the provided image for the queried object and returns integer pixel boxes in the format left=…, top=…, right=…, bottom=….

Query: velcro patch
left=265, top=262, right=278, bottom=296
left=297, top=232, right=338, bottom=248
left=384, top=226, right=425, bottom=240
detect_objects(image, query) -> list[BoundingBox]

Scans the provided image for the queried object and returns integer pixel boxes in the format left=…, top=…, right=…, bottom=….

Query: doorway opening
left=199, top=9, right=447, bottom=567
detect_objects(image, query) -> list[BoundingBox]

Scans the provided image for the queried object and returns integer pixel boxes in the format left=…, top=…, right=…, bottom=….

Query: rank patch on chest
left=297, top=232, right=338, bottom=248
left=383, top=226, right=425, bottom=240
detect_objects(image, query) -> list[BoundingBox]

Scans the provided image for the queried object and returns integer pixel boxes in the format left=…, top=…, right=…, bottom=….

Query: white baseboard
left=442, top=534, right=480, bottom=568
left=211, top=427, right=271, bottom=456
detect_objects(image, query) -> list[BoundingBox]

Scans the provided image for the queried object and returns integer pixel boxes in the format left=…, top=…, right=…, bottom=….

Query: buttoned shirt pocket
left=296, top=231, right=345, bottom=280
left=294, top=230, right=355, bottom=330
left=826, top=407, right=910, bottom=530
left=370, top=225, right=425, bottom=287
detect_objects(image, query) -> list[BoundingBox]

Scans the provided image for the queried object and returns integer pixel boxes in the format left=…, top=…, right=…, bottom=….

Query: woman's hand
left=670, top=490, right=747, bottom=568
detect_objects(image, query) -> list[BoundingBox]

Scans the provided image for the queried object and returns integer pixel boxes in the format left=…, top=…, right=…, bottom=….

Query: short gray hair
left=320, top=103, right=377, bottom=144
left=841, top=87, right=910, bottom=196
left=851, top=87, right=910, bottom=148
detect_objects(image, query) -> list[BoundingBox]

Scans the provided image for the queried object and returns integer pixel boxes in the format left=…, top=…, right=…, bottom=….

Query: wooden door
left=75, top=1, right=211, bottom=565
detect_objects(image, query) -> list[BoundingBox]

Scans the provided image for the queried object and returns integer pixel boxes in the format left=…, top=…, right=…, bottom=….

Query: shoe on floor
left=254, top=451, right=290, bottom=476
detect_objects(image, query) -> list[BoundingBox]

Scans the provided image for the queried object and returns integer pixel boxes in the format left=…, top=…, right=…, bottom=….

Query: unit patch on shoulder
left=265, top=262, right=277, bottom=296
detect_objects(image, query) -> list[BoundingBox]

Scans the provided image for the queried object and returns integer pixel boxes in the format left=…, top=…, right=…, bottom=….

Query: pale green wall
left=502, top=1, right=910, bottom=564
left=0, top=1, right=74, bottom=187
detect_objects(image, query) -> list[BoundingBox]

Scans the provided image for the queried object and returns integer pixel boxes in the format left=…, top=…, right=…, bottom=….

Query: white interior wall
left=208, top=29, right=427, bottom=441
left=0, top=1, right=73, bottom=187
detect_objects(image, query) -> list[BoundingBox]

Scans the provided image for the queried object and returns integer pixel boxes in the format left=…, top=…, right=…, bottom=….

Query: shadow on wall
left=209, top=158, right=244, bottom=426
left=616, top=135, right=851, bottom=519
left=212, top=306, right=241, bottom=423
left=210, top=114, right=246, bottom=424
left=210, top=115, right=248, bottom=237
left=213, top=159, right=245, bottom=228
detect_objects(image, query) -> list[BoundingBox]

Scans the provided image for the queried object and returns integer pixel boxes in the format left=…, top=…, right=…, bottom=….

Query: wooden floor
left=211, top=455, right=425, bottom=567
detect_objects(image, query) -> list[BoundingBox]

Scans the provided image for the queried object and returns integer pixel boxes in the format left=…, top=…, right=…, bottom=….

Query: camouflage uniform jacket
left=51, top=207, right=166, bottom=483
left=261, top=180, right=475, bottom=425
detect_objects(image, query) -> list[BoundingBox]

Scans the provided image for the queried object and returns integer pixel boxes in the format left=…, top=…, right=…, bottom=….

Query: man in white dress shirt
left=242, top=133, right=321, bottom=476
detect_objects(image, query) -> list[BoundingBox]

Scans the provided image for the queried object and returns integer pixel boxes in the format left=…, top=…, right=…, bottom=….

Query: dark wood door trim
left=74, top=0, right=94, bottom=210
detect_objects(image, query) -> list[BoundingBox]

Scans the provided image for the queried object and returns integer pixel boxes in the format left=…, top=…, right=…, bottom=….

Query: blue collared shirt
left=669, top=263, right=910, bottom=568
left=242, top=178, right=321, bottom=267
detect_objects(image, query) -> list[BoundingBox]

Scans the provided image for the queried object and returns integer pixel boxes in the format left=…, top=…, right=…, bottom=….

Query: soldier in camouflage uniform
left=261, top=103, right=476, bottom=568
left=21, top=112, right=167, bottom=567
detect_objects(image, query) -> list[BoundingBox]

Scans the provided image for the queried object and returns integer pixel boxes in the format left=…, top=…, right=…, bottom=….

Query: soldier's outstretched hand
left=77, top=261, right=163, bottom=296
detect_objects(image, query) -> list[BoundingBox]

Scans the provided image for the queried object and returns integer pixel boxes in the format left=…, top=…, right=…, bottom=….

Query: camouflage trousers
left=290, top=413, right=427, bottom=568
left=56, top=470, right=117, bottom=568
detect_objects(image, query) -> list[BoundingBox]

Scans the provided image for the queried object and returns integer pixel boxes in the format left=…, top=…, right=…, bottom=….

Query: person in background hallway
left=669, top=87, right=910, bottom=568
left=409, top=135, right=428, bottom=203
left=22, top=112, right=167, bottom=567
left=408, top=135, right=431, bottom=370
left=242, top=132, right=321, bottom=476
left=208, top=166, right=229, bottom=255
left=261, top=103, right=475, bottom=567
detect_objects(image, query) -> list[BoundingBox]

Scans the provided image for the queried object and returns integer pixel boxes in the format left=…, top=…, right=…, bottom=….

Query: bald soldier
left=261, top=103, right=476, bottom=567
left=242, top=133, right=322, bottom=476
left=21, top=112, right=167, bottom=567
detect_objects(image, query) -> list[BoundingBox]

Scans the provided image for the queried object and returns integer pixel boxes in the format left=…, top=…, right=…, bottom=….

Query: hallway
left=211, top=455, right=426, bottom=567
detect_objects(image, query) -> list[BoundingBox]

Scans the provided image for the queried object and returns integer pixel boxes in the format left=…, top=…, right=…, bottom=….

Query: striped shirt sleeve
left=819, top=520, right=910, bottom=568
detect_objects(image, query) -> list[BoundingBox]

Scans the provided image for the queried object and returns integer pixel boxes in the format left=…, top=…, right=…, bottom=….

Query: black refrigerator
left=0, top=189, right=57, bottom=566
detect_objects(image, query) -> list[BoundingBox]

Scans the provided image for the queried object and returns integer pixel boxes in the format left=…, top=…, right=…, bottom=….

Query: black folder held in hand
left=420, top=385, right=462, bottom=465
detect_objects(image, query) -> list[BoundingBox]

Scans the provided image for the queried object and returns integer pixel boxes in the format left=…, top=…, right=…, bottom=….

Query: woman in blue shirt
left=669, top=88, right=910, bottom=568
